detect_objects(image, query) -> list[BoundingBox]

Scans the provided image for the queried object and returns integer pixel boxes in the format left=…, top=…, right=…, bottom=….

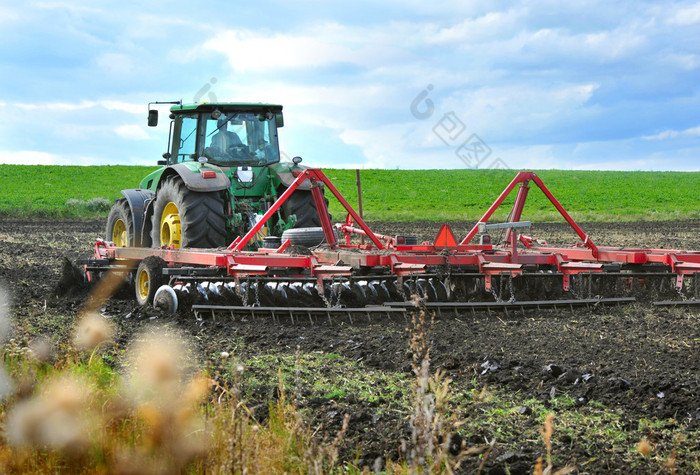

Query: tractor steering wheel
left=226, top=144, right=248, bottom=157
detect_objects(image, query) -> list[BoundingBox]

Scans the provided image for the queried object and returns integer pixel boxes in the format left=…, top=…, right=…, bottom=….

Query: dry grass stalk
left=534, top=413, right=576, bottom=475
left=542, top=412, right=554, bottom=468
left=82, top=267, right=133, bottom=314
left=207, top=369, right=348, bottom=474
left=390, top=301, right=470, bottom=473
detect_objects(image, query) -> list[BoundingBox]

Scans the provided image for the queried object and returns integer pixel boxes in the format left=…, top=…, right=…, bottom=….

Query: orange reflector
left=434, top=223, right=457, bottom=247
left=202, top=170, right=217, bottom=179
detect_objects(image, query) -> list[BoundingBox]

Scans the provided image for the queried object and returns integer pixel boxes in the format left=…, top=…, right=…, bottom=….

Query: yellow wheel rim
left=160, top=202, right=181, bottom=248
left=112, top=218, right=127, bottom=247
left=137, top=268, right=149, bottom=302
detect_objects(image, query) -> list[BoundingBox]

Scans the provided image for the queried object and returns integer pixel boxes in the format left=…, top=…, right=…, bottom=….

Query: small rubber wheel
left=135, top=256, right=166, bottom=306
left=281, top=227, right=336, bottom=247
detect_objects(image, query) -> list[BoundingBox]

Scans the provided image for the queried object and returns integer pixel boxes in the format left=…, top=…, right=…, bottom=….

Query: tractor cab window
left=202, top=112, right=280, bottom=166
left=171, top=114, right=198, bottom=163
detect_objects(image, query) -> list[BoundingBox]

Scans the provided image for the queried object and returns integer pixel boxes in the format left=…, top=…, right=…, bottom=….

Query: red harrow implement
left=85, top=170, right=700, bottom=319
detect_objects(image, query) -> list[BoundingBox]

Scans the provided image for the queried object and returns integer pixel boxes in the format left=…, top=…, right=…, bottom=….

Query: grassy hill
left=1, top=165, right=698, bottom=222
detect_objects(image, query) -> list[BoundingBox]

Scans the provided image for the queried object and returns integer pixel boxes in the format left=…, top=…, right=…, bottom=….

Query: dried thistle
left=637, top=438, right=652, bottom=456
left=126, top=331, right=190, bottom=402
left=28, top=336, right=53, bottom=362
left=73, top=312, right=114, bottom=350
left=6, top=375, right=92, bottom=455
left=122, top=330, right=207, bottom=471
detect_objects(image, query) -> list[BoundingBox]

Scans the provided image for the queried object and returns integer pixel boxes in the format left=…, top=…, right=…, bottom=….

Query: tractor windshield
left=202, top=112, right=280, bottom=166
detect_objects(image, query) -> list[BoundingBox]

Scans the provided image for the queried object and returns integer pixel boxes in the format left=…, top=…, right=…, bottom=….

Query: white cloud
left=11, top=100, right=143, bottom=114
left=115, top=124, right=150, bottom=140
left=202, top=29, right=359, bottom=72
left=0, top=149, right=150, bottom=166
left=0, top=6, right=19, bottom=23
left=425, top=9, right=522, bottom=44
left=643, top=125, right=700, bottom=141
left=509, top=26, right=647, bottom=63
left=667, top=2, right=700, bottom=25
left=0, top=150, right=73, bottom=165
left=571, top=158, right=674, bottom=171
left=426, top=83, right=598, bottom=144
left=665, top=53, right=700, bottom=70
left=200, top=23, right=411, bottom=73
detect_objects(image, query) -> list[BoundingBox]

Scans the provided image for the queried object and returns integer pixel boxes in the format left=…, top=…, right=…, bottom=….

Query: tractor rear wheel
left=106, top=198, right=133, bottom=247
left=280, top=189, right=330, bottom=228
left=150, top=175, right=226, bottom=248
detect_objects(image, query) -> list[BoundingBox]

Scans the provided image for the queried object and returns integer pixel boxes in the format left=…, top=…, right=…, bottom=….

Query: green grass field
left=1, top=165, right=698, bottom=222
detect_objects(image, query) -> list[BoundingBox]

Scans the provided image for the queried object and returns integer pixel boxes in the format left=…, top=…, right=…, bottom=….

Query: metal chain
left=489, top=277, right=502, bottom=303
left=320, top=281, right=332, bottom=308
left=569, top=274, right=579, bottom=299
left=243, top=277, right=250, bottom=307
left=335, top=278, right=344, bottom=307
left=254, top=276, right=261, bottom=307
left=675, top=275, right=687, bottom=301
left=508, top=275, right=516, bottom=303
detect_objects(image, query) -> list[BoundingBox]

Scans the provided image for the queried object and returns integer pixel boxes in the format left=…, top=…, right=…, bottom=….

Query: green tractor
left=106, top=102, right=328, bottom=250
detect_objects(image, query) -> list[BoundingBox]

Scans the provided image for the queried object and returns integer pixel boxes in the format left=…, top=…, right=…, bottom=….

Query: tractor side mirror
left=148, top=109, right=158, bottom=127
left=276, top=113, right=284, bottom=128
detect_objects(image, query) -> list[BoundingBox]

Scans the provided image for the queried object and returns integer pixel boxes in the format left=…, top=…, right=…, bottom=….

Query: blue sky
left=1, top=1, right=699, bottom=170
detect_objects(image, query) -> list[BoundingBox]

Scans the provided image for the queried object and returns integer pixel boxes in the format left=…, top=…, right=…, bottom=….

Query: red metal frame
left=460, top=171, right=598, bottom=257
left=93, top=169, right=700, bottom=293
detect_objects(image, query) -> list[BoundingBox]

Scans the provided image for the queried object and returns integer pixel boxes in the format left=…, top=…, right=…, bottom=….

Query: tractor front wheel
left=150, top=175, right=227, bottom=248
left=280, top=189, right=330, bottom=228
left=106, top=198, right=133, bottom=247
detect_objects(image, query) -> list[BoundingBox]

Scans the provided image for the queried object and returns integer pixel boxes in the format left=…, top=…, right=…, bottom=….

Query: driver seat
left=211, top=128, right=242, bottom=151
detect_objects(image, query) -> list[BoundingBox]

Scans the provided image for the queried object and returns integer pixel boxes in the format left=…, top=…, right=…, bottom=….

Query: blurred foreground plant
left=0, top=318, right=350, bottom=474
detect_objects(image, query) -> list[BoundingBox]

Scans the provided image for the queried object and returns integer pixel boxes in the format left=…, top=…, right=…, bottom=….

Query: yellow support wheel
left=135, top=256, right=165, bottom=306
left=159, top=202, right=182, bottom=248
left=136, top=266, right=150, bottom=304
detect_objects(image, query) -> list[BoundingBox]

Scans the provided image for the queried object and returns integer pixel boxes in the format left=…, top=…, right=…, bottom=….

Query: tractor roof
left=171, top=102, right=283, bottom=113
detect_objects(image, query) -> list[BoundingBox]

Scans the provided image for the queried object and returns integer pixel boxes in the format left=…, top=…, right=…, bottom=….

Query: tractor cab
left=150, top=102, right=284, bottom=167
left=109, top=100, right=323, bottom=251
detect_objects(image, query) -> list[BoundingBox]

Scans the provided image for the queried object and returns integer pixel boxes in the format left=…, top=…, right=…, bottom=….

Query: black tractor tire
left=135, top=256, right=166, bottom=306
left=280, top=189, right=330, bottom=228
left=150, top=175, right=226, bottom=248
left=281, top=227, right=337, bottom=247
left=106, top=198, right=134, bottom=247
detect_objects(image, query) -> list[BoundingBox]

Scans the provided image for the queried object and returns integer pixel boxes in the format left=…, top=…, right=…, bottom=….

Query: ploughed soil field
left=1, top=218, right=698, bottom=473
